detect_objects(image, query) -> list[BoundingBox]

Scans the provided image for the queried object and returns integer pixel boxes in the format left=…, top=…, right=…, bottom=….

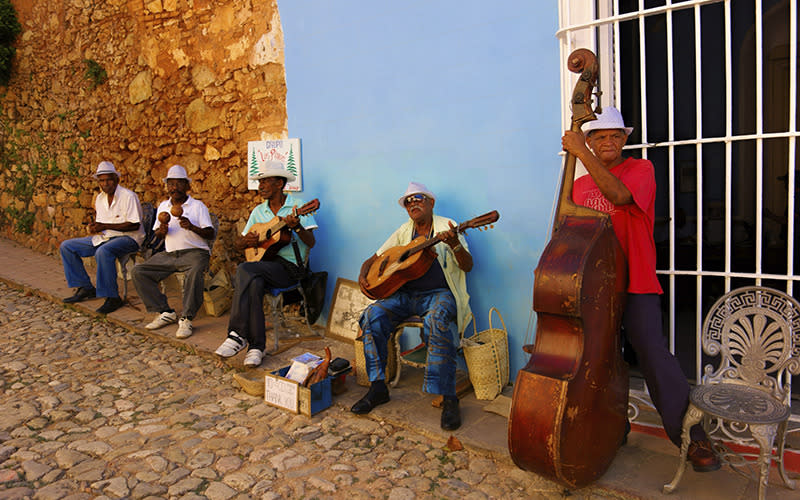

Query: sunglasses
left=403, top=194, right=428, bottom=206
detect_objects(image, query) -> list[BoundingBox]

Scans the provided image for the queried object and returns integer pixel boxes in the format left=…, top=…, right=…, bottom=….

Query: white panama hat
left=582, top=106, right=634, bottom=136
left=93, top=161, right=119, bottom=178
left=251, top=161, right=296, bottom=183
left=398, top=181, right=436, bottom=207
left=163, top=164, right=191, bottom=183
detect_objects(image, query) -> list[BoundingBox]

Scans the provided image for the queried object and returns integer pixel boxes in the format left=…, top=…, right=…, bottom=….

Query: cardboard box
left=264, top=366, right=332, bottom=417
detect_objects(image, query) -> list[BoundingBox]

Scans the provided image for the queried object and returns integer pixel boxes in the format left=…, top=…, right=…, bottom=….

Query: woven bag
left=462, top=307, right=509, bottom=400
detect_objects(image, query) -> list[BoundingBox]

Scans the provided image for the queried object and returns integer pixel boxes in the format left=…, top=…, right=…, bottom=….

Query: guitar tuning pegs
left=490, top=224, right=494, bottom=229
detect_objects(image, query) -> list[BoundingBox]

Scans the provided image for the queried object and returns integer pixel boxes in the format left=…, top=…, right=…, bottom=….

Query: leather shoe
left=63, top=286, right=96, bottom=304
left=688, top=439, right=721, bottom=472
left=441, top=398, right=461, bottom=431
left=96, top=297, right=123, bottom=314
left=351, top=388, right=390, bottom=414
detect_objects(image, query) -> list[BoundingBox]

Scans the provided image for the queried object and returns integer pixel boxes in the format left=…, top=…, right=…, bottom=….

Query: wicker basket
left=354, top=334, right=398, bottom=386
left=461, top=307, right=509, bottom=400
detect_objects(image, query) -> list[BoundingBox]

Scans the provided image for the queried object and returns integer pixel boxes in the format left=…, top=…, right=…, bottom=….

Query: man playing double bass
left=561, top=106, right=720, bottom=472
left=353, top=182, right=472, bottom=431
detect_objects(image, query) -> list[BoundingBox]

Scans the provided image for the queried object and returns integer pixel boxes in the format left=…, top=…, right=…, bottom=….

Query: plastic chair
left=663, top=286, right=800, bottom=500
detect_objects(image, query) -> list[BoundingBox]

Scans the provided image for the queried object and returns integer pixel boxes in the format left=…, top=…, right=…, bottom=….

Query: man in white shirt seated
left=132, top=165, right=215, bottom=339
left=60, top=161, right=144, bottom=314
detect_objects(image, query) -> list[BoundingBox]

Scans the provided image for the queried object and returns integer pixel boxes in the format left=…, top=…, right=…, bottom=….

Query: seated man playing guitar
left=354, top=182, right=472, bottom=431
left=214, top=162, right=318, bottom=367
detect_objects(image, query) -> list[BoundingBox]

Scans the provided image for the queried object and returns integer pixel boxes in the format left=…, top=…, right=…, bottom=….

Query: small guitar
left=360, top=210, right=499, bottom=299
left=244, top=199, right=320, bottom=262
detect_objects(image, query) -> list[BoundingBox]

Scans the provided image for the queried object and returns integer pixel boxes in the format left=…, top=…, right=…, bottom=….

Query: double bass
left=507, top=49, right=629, bottom=488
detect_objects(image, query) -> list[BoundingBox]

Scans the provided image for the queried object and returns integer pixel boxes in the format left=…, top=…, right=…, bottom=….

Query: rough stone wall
left=0, top=0, right=287, bottom=274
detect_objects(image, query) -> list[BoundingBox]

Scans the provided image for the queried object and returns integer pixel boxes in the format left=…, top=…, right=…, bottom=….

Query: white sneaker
left=243, top=349, right=264, bottom=367
left=175, top=317, right=193, bottom=339
left=145, top=311, right=177, bottom=330
left=215, top=332, right=247, bottom=358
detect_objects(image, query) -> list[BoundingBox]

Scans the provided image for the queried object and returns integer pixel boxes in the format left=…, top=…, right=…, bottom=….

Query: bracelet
left=451, top=243, right=463, bottom=253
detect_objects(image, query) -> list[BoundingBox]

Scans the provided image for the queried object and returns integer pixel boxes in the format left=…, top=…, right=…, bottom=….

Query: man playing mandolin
left=561, top=106, right=720, bottom=472
left=214, top=162, right=318, bottom=367
left=353, top=182, right=472, bottom=431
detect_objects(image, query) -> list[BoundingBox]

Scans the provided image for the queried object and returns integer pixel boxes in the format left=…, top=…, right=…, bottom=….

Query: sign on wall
left=247, top=138, right=302, bottom=191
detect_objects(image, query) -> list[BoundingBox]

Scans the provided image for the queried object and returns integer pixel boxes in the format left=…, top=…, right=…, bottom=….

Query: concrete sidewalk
left=0, top=236, right=797, bottom=499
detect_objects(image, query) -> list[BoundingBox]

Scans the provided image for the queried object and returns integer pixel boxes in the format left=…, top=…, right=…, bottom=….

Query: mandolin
left=360, top=210, right=499, bottom=300
left=244, top=199, right=320, bottom=262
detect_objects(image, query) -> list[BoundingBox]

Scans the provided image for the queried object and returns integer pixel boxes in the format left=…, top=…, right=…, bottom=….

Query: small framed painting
left=325, top=278, right=374, bottom=344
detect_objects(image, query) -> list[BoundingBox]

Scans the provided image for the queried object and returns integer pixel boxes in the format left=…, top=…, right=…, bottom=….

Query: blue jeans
left=60, top=236, right=140, bottom=299
left=359, top=288, right=458, bottom=396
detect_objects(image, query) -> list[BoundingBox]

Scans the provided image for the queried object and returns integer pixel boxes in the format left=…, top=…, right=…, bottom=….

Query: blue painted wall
left=279, top=1, right=561, bottom=377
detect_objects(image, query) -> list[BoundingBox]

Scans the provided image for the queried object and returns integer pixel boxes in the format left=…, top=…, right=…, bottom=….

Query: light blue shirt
left=242, top=193, right=319, bottom=266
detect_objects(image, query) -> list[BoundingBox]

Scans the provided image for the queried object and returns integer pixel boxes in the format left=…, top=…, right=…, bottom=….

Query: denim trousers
left=359, top=287, right=458, bottom=396
left=59, top=235, right=139, bottom=299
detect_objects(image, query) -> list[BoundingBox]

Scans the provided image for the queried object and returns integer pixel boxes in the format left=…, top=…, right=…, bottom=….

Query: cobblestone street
left=0, top=282, right=589, bottom=500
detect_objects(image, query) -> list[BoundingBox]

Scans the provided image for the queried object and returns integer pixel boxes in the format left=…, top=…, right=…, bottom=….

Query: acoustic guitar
left=244, top=199, right=320, bottom=262
left=360, top=210, right=499, bottom=300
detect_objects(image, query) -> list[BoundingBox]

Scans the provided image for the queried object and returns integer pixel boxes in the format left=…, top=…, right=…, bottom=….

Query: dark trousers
left=623, top=293, right=706, bottom=446
left=228, top=259, right=299, bottom=351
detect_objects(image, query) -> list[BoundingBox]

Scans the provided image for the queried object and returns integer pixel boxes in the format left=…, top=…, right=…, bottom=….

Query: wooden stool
left=390, top=317, right=425, bottom=387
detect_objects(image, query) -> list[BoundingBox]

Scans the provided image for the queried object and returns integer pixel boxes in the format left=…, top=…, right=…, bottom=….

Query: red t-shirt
left=572, top=157, right=664, bottom=294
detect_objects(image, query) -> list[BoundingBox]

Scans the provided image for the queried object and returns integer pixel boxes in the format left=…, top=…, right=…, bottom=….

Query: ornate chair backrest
left=701, top=286, right=800, bottom=405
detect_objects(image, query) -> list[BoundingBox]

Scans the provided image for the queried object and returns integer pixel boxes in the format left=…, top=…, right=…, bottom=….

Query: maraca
left=158, top=212, right=171, bottom=224
left=170, top=204, right=183, bottom=217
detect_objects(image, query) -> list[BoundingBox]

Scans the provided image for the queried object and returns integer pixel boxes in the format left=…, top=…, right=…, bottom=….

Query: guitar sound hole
left=378, top=259, right=387, bottom=276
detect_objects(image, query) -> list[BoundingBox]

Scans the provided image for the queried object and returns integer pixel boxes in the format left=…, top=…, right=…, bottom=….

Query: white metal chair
left=663, top=286, right=800, bottom=500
